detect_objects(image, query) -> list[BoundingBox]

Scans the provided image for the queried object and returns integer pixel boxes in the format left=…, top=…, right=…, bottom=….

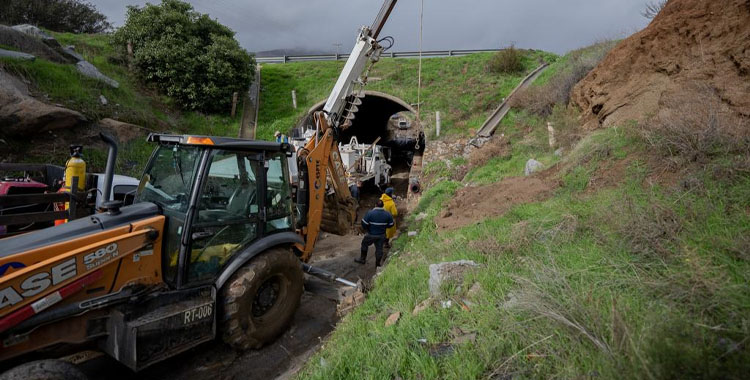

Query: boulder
left=0, top=49, right=35, bottom=61
left=98, top=118, right=146, bottom=143
left=0, top=25, right=70, bottom=63
left=11, top=24, right=53, bottom=40
left=0, top=71, right=86, bottom=137
left=61, top=45, right=85, bottom=62
left=428, top=260, right=479, bottom=297
left=524, top=159, right=544, bottom=176
left=76, top=61, right=119, bottom=88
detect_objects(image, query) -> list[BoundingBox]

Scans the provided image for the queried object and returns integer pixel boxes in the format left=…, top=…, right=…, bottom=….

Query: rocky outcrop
left=571, top=0, right=750, bottom=129
left=98, top=118, right=149, bottom=143
left=0, top=70, right=86, bottom=136
left=0, top=49, right=35, bottom=61
left=0, top=25, right=70, bottom=63
left=76, top=61, right=119, bottom=88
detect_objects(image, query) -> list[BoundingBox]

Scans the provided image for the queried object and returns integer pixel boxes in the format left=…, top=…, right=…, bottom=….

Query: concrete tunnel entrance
left=295, top=90, right=425, bottom=199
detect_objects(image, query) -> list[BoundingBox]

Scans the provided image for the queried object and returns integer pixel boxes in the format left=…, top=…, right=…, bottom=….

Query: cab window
left=188, top=150, right=260, bottom=283
left=265, top=152, right=293, bottom=233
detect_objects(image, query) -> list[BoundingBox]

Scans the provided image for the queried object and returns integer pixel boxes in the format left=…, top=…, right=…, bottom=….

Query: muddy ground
left=79, top=232, right=380, bottom=380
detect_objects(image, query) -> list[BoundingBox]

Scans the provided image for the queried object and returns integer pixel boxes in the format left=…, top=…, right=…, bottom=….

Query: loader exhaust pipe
left=99, top=132, right=118, bottom=207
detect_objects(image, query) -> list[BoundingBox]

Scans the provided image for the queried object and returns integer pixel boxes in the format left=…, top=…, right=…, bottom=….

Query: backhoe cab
left=0, top=134, right=305, bottom=372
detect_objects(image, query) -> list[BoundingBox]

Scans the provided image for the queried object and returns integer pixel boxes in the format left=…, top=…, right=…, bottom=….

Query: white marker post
left=436, top=111, right=441, bottom=137
left=292, top=90, right=298, bottom=109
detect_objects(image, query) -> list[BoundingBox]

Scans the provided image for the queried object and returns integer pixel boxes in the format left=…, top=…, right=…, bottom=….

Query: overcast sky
left=91, top=0, right=649, bottom=54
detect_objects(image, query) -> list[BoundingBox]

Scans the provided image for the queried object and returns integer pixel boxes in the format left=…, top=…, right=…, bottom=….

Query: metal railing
left=255, top=49, right=502, bottom=64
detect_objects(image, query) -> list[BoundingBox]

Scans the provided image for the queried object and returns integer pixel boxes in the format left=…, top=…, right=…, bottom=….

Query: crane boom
left=323, top=0, right=398, bottom=130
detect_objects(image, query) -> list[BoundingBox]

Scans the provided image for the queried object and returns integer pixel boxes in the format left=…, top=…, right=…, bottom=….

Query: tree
left=0, top=0, right=111, bottom=33
left=112, top=0, right=254, bottom=113
left=641, top=1, right=670, bottom=19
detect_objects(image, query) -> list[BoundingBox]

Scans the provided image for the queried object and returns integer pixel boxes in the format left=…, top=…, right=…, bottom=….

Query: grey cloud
left=91, top=0, right=649, bottom=54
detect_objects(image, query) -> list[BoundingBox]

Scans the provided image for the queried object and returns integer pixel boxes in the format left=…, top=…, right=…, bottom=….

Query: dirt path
left=79, top=233, right=379, bottom=380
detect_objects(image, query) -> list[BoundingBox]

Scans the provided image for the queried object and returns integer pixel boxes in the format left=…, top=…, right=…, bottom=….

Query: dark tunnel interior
left=301, top=92, right=411, bottom=145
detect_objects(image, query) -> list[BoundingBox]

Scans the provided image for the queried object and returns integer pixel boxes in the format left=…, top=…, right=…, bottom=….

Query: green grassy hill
left=296, top=46, right=750, bottom=379
left=257, top=50, right=556, bottom=140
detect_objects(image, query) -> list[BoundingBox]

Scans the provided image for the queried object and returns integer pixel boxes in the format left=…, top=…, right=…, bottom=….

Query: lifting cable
left=415, top=0, right=424, bottom=150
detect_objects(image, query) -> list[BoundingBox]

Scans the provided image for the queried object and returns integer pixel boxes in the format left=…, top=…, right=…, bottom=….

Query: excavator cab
left=137, top=134, right=297, bottom=288
left=0, top=134, right=305, bottom=372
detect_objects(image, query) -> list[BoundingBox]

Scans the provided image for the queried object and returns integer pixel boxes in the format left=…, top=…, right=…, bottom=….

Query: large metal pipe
left=99, top=132, right=118, bottom=207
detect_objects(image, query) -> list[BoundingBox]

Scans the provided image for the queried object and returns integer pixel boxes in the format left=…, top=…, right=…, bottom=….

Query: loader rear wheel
left=0, top=360, right=87, bottom=380
left=220, top=247, right=303, bottom=350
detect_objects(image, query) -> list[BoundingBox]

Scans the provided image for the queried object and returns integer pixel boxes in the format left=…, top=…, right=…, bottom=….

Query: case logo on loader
left=0, top=258, right=77, bottom=310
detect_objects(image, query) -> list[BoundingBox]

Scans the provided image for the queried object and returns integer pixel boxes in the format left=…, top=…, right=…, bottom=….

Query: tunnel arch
left=298, top=90, right=417, bottom=145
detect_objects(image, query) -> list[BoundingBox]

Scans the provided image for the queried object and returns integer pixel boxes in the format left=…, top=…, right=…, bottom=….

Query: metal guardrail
left=255, top=49, right=502, bottom=64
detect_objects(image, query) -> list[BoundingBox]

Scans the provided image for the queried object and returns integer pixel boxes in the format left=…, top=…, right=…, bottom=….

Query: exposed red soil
left=572, top=0, right=750, bottom=130
left=437, top=176, right=556, bottom=230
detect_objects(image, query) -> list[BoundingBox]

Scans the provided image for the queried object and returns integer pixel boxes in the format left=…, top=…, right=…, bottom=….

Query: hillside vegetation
left=257, top=50, right=556, bottom=140
left=296, top=42, right=750, bottom=379
left=1, top=32, right=241, bottom=176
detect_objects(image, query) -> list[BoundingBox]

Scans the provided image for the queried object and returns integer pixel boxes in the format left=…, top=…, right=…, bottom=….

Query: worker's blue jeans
left=360, top=233, right=386, bottom=265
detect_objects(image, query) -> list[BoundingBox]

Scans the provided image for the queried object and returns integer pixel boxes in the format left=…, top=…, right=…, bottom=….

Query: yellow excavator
left=0, top=1, right=398, bottom=377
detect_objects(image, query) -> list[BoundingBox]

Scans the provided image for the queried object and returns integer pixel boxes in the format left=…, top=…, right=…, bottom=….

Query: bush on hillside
left=511, top=41, right=615, bottom=117
left=641, top=1, right=670, bottom=19
left=0, top=0, right=111, bottom=33
left=639, top=86, right=750, bottom=167
left=112, top=0, right=254, bottom=113
left=487, top=45, right=525, bottom=74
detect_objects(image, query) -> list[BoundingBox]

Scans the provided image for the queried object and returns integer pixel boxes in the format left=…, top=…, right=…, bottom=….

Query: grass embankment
left=1, top=32, right=240, bottom=176
left=297, top=48, right=750, bottom=378
left=257, top=50, right=556, bottom=140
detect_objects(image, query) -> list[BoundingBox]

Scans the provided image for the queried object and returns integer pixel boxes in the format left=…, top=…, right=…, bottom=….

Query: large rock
left=571, top=0, right=750, bottom=129
left=0, top=70, right=86, bottom=136
left=0, top=25, right=70, bottom=63
left=428, top=260, right=479, bottom=297
left=0, top=49, right=35, bottom=61
left=11, top=25, right=53, bottom=40
left=524, top=159, right=544, bottom=176
left=98, top=118, right=146, bottom=143
left=77, top=61, right=119, bottom=88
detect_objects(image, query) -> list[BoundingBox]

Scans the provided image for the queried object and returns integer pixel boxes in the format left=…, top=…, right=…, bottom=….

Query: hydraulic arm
left=295, top=0, right=398, bottom=261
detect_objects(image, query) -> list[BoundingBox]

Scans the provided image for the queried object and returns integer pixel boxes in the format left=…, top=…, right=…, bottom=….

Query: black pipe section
left=99, top=132, right=118, bottom=207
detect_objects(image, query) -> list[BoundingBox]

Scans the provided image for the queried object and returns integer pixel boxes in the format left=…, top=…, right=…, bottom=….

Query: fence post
left=547, top=122, right=556, bottom=148
left=231, top=92, right=239, bottom=117
left=436, top=111, right=441, bottom=137
left=283, top=55, right=288, bottom=64
left=126, top=41, right=134, bottom=70
left=291, top=90, right=297, bottom=109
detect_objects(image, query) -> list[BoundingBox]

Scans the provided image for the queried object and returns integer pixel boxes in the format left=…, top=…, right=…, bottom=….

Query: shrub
left=0, top=0, right=111, bottom=33
left=511, top=41, right=615, bottom=117
left=487, top=45, right=525, bottom=74
left=112, top=0, right=254, bottom=113
left=639, top=86, right=750, bottom=166
left=641, top=1, right=670, bottom=19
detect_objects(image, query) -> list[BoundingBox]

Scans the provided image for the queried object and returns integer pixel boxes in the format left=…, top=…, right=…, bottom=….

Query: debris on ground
left=337, top=287, right=366, bottom=317
left=415, top=212, right=428, bottom=221
left=429, top=260, right=479, bottom=297
left=408, top=231, right=418, bottom=237
left=524, top=159, right=544, bottom=176
left=385, top=311, right=401, bottom=327
left=441, top=300, right=453, bottom=309
left=412, top=299, right=432, bottom=316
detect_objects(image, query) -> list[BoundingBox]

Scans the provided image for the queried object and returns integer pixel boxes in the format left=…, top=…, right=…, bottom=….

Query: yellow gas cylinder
left=56, top=146, right=86, bottom=225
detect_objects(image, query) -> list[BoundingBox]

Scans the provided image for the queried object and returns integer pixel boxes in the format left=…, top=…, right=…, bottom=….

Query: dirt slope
left=572, top=0, right=750, bottom=130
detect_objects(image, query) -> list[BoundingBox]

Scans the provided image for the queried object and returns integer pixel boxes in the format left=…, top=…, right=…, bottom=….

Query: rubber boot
left=354, top=253, right=366, bottom=264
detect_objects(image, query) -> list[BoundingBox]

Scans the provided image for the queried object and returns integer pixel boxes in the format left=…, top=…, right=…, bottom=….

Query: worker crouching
left=357, top=199, right=394, bottom=267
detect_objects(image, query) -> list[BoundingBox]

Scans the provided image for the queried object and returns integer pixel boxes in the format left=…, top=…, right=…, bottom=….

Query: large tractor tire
left=0, top=360, right=87, bottom=380
left=220, top=247, right=304, bottom=350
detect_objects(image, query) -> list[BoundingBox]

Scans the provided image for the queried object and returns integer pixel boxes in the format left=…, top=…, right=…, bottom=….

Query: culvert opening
left=296, top=91, right=425, bottom=199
